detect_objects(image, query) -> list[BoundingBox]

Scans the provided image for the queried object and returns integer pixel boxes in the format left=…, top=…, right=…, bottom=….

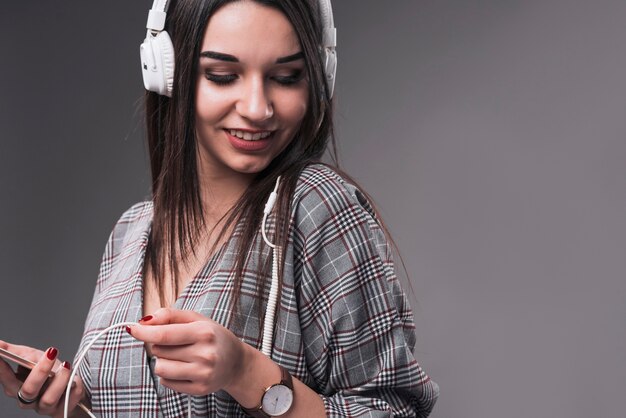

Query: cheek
left=195, top=83, right=233, bottom=124
left=276, top=91, right=308, bottom=128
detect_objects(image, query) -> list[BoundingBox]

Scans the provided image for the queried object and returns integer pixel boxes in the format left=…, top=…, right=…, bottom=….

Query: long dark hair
left=143, top=0, right=338, bottom=311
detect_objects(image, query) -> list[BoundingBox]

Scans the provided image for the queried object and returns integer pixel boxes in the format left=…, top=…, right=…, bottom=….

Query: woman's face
left=194, top=1, right=309, bottom=179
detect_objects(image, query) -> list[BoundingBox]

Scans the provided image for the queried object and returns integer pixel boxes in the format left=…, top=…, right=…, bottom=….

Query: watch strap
left=242, top=365, right=293, bottom=417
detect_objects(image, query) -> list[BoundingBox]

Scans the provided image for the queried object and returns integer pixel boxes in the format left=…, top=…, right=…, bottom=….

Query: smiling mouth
left=225, top=129, right=274, bottom=141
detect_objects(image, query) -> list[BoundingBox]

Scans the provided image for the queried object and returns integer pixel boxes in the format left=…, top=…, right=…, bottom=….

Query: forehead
left=201, top=2, right=301, bottom=59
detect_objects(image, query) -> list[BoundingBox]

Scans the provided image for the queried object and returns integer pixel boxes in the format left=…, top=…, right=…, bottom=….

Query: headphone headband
left=146, top=0, right=169, bottom=31
left=318, top=0, right=336, bottom=47
left=140, top=0, right=337, bottom=98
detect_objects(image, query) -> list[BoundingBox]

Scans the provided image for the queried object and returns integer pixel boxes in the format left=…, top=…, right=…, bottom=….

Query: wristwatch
left=241, top=365, right=294, bottom=417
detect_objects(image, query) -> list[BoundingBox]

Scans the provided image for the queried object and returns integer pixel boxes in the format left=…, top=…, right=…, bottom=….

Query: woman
left=0, top=0, right=438, bottom=416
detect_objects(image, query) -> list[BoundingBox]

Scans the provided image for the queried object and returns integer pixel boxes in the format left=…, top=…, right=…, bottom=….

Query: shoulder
left=294, top=163, right=356, bottom=201
left=108, top=201, right=153, bottom=242
left=292, top=163, right=376, bottom=223
left=95, top=201, right=152, bottom=288
left=101, top=201, right=153, bottom=262
left=290, top=164, right=385, bottom=249
left=115, top=201, right=153, bottom=224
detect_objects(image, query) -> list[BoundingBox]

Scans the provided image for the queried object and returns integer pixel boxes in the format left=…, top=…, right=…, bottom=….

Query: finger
left=141, top=308, right=206, bottom=325
left=159, top=377, right=211, bottom=396
left=37, top=361, right=72, bottom=412
left=152, top=357, right=206, bottom=382
left=150, top=343, right=198, bottom=361
left=67, top=376, right=88, bottom=415
left=128, top=322, right=214, bottom=346
left=58, top=376, right=88, bottom=417
left=0, top=359, right=21, bottom=397
left=18, top=347, right=58, bottom=404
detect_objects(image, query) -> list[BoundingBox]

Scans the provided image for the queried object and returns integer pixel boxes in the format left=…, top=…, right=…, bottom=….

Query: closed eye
left=273, top=70, right=304, bottom=85
left=204, top=73, right=237, bottom=86
left=204, top=70, right=305, bottom=87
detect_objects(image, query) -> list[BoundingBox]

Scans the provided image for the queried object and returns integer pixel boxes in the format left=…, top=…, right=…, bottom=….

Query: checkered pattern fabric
left=75, top=164, right=438, bottom=417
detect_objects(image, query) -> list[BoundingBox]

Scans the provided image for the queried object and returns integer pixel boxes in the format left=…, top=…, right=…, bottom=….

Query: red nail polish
left=139, top=315, right=153, bottom=323
left=125, top=326, right=132, bottom=335
left=62, top=361, right=71, bottom=370
left=46, top=347, right=58, bottom=361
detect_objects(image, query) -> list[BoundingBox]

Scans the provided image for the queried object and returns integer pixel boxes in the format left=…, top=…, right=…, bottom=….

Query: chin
left=230, top=158, right=273, bottom=175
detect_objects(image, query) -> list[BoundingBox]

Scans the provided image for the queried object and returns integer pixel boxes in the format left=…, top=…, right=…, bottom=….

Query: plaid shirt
left=76, top=164, right=438, bottom=417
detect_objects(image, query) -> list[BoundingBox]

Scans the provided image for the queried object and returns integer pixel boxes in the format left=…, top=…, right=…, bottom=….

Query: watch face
left=262, top=384, right=294, bottom=416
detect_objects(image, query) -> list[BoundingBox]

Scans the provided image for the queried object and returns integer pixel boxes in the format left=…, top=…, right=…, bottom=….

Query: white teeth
left=228, top=129, right=272, bottom=141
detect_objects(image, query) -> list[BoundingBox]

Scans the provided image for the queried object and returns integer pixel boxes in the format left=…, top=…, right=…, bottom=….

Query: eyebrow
left=199, top=51, right=304, bottom=64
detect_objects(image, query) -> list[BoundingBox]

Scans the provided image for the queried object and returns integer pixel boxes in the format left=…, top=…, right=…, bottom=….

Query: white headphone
left=140, top=0, right=337, bottom=98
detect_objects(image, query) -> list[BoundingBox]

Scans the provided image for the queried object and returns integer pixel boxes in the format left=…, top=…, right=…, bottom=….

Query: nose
left=235, top=76, right=274, bottom=122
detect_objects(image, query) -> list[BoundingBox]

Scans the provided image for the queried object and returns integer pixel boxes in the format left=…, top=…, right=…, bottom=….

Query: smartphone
left=0, top=347, right=56, bottom=381
left=0, top=346, right=92, bottom=414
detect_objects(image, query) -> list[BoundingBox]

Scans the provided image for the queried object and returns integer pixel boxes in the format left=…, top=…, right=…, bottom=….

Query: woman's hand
left=129, top=309, right=327, bottom=417
left=0, top=340, right=87, bottom=418
left=127, top=308, right=250, bottom=396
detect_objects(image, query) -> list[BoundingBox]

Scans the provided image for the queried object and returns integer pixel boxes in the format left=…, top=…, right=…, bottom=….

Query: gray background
left=1, top=1, right=624, bottom=417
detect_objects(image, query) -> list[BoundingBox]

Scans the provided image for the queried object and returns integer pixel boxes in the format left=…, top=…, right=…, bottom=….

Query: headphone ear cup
left=140, top=31, right=175, bottom=97
left=156, top=32, right=175, bottom=96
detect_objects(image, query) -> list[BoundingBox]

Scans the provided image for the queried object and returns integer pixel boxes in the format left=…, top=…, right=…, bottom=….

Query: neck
left=195, top=156, right=256, bottom=223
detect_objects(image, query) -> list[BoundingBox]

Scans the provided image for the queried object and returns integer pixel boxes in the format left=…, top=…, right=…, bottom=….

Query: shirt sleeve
left=292, top=170, right=439, bottom=417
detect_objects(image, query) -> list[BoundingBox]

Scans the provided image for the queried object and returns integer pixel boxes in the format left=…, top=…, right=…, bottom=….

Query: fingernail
left=139, top=315, right=153, bottom=323
left=46, top=347, right=58, bottom=361
left=125, top=326, right=132, bottom=335
left=62, top=361, right=71, bottom=370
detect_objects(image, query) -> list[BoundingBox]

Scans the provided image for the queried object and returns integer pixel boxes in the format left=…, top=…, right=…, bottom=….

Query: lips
left=227, top=128, right=273, bottom=141
left=224, top=129, right=274, bottom=152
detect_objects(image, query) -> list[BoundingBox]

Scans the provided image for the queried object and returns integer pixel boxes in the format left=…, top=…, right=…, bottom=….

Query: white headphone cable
left=63, top=321, right=192, bottom=418
left=260, top=176, right=281, bottom=357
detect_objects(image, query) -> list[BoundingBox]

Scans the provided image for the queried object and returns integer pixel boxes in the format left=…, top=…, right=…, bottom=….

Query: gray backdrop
left=1, top=1, right=624, bottom=417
